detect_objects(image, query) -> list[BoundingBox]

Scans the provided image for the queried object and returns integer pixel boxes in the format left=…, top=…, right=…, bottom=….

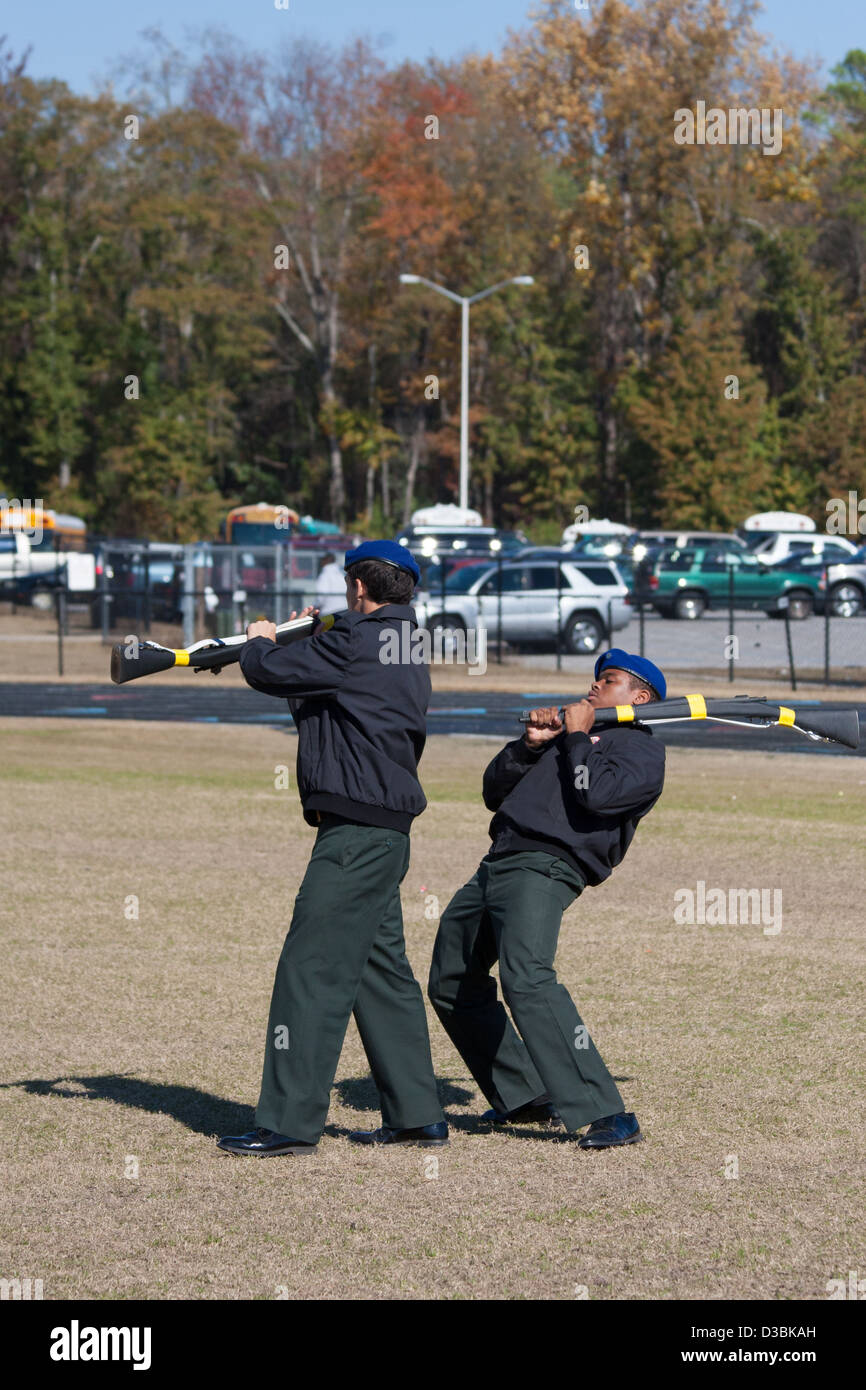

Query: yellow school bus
left=0, top=504, right=87, bottom=551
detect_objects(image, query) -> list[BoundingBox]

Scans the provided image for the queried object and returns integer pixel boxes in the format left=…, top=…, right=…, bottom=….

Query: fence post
left=556, top=562, right=562, bottom=673
left=55, top=588, right=65, bottom=677
left=823, top=566, right=830, bottom=687
left=274, top=543, right=282, bottom=627
left=182, top=545, right=195, bottom=648
left=727, top=562, right=735, bottom=685
left=783, top=601, right=797, bottom=691
left=142, top=542, right=151, bottom=635
left=496, top=551, right=503, bottom=664
left=100, top=550, right=110, bottom=643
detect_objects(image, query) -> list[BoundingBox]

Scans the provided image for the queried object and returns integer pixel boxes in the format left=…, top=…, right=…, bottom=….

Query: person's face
left=586, top=666, right=652, bottom=709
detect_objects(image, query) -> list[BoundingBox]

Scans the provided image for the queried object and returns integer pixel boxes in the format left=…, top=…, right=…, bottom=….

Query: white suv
left=414, top=558, right=630, bottom=654
left=746, top=532, right=858, bottom=565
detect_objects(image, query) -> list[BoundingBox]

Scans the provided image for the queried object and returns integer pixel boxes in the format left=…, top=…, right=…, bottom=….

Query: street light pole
left=460, top=297, right=470, bottom=511
left=400, top=273, right=534, bottom=511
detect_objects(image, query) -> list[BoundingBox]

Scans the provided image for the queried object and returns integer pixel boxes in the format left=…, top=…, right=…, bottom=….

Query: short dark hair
left=627, top=672, right=661, bottom=703
left=346, top=559, right=415, bottom=605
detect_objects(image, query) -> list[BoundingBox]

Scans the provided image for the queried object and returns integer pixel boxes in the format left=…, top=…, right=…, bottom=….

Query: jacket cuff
left=513, top=736, right=546, bottom=761
left=564, top=730, right=592, bottom=752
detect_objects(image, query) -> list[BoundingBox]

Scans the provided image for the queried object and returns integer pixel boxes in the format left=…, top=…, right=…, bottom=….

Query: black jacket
left=482, top=725, right=665, bottom=886
left=239, top=606, right=430, bottom=832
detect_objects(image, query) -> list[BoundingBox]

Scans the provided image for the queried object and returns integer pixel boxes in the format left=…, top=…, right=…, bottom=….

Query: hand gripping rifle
left=110, top=613, right=335, bottom=685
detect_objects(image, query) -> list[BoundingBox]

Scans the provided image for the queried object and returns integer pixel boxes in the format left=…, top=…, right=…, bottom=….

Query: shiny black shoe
left=217, top=1128, right=318, bottom=1156
left=577, top=1112, right=642, bottom=1149
left=348, top=1121, right=449, bottom=1147
left=482, top=1096, right=561, bottom=1125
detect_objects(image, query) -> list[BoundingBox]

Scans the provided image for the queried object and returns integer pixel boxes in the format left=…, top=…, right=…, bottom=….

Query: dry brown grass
left=0, top=718, right=864, bottom=1300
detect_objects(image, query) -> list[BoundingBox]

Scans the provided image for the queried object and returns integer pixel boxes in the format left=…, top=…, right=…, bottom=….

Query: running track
left=0, top=684, right=862, bottom=755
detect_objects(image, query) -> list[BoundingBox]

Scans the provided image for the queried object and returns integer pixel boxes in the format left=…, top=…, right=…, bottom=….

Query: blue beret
left=594, top=648, right=666, bottom=701
left=344, top=539, right=420, bottom=584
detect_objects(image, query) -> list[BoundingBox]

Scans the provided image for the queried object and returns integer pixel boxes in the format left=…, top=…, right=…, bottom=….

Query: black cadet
left=428, top=667, right=665, bottom=1147
left=482, top=720, right=665, bottom=886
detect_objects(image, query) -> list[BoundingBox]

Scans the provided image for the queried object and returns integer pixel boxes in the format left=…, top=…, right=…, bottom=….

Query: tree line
left=0, top=0, right=864, bottom=542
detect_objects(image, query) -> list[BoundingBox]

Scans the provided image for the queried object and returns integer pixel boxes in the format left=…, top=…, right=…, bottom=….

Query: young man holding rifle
left=427, top=649, right=666, bottom=1150
left=218, top=540, right=447, bottom=1156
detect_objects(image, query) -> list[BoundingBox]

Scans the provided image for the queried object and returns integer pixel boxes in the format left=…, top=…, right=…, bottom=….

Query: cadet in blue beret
left=595, top=647, right=666, bottom=700
left=219, top=541, right=447, bottom=1156
left=343, top=538, right=422, bottom=584
left=428, top=651, right=667, bottom=1150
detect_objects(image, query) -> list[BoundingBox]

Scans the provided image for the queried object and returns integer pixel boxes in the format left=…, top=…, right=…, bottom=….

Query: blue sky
left=2, top=1, right=859, bottom=93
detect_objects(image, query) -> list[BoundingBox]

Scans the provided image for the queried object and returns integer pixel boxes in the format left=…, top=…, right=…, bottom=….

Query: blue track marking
left=51, top=707, right=108, bottom=715
left=429, top=707, right=488, bottom=716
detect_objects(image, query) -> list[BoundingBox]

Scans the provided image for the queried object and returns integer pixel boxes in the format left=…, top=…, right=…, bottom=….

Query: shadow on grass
left=325, top=1073, right=478, bottom=1138
left=333, top=1074, right=474, bottom=1113
left=0, top=1074, right=253, bottom=1137
left=3, top=1070, right=634, bottom=1142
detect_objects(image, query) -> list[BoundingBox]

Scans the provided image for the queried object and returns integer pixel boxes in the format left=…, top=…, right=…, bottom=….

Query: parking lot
left=528, top=608, right=866, bottom=677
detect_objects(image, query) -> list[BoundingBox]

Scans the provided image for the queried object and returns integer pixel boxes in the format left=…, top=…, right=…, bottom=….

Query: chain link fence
left=2, top=542, right=864, bottom=686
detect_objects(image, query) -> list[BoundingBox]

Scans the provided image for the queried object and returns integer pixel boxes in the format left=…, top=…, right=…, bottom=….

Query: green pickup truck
left=635, top=544, right=823, bottom=620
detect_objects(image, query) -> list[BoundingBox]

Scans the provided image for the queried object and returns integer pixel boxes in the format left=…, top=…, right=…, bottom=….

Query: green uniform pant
left=255, top=816, right=444, bottom=1143
left=428, top=851, right=625, bottom=1133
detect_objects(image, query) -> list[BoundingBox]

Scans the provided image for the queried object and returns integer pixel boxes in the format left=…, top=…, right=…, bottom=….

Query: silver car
left=415, top=558, right=630, bottom=654
left=765, top=545, right=866, bottom=617
left=823, top=546, right=866, bottom=617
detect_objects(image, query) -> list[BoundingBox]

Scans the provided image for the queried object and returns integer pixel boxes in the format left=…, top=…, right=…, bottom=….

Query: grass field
left=1, top=718, right=864, bottom=1300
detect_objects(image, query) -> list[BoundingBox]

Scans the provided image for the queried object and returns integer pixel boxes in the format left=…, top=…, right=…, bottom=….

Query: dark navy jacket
left=239, top=606, right=430, bottom=832
left=483, top=724, right=665, bottom=886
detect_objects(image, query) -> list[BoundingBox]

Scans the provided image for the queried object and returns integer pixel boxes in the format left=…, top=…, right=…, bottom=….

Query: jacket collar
left=355, top=604, right=419, bottom=626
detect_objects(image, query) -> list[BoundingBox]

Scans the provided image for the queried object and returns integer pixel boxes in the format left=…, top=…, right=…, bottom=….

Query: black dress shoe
left=348, top=1121, right=449, bottom=1147
left=217, top=1128, right=318, bottom=1156
left=482, top=1096, right=561, bottom=1125
left=577, top=1111, right=642, bottom=1149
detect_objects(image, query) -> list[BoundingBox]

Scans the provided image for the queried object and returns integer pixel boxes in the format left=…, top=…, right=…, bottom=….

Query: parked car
left=635, top=529, right=745, bottom=554
left=394, top=524, right=527, bottom=562
left=742, top=532, right=858, bottom=565
left=723, top=545, right=866, bottom=618
left=414, top=558, right=629, bottom=654
left=783, top=546, right=866, bottom=617
left=90, top=543, right=185, bottom=625
left=822, top=547, right=866, bottom=617
left=0, top=531, right=96, bottom=607
left=635, top=544, right=823, bottom=620
left=517, top=541, right=642, bottom=589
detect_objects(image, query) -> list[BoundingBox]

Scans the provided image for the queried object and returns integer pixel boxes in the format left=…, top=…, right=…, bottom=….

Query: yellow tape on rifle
left=778, top=706, right=795, bottom=726
left=615, top=705, right=635, bottom=722
left=174, top=651, right=190, bottom=666
left=686, top=693, right=707, bottom=718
